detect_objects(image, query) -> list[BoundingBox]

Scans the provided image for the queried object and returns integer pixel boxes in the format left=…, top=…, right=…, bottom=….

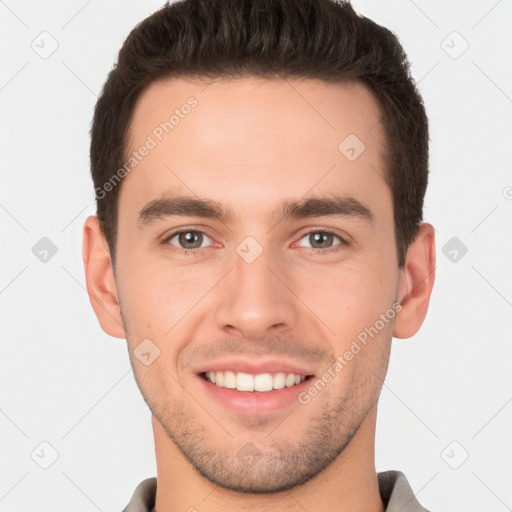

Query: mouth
left=196, top=369, right=316, bottom=416
left=199, top=371, right=314, bottom=393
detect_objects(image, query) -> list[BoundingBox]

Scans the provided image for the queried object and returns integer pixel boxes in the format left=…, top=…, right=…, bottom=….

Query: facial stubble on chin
left=136, top=366, right=375, bottom=494
left=118, top=302, right=389, bottom=494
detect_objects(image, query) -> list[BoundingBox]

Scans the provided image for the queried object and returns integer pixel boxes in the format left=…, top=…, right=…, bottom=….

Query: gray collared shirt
left=122, top=470, right=430, bottom=511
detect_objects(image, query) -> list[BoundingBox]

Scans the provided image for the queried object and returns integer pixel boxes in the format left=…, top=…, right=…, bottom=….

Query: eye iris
left=179, top=231, right=202, bottom=249
left=174, top=232, right=336, bottom=250
left=310, top=232, right=333, bottom=249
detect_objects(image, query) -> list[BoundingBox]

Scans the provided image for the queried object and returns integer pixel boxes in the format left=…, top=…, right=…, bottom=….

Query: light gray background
left=1, top=1, right=511, bottom=510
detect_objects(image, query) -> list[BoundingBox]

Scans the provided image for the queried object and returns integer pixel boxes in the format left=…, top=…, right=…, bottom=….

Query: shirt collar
left=122, top=470, right=429, bottom=512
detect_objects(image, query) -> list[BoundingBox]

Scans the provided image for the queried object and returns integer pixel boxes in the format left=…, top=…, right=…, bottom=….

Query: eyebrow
left=137, top=193, right=374, bottom=227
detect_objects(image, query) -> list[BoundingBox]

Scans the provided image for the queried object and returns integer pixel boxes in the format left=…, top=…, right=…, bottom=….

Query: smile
left=201, top=371, right=311, bottom=392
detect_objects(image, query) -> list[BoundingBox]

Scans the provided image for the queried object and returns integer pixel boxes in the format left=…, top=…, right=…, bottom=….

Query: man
left=82, top=0, right=435, bottom=510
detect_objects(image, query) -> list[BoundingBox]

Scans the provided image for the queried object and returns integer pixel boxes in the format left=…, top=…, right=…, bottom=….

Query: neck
left=151, top=407, right=384, bottom=512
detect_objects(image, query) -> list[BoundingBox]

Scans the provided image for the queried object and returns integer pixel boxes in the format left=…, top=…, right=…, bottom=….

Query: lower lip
left=196, top=374, right=313, bottom=416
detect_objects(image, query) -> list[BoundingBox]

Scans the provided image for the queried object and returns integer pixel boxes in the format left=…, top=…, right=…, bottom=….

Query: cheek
left=116, top=251, right=193, bottom=327
left=292, top=260, right=397, bottom=337
left=129, top=354, right=188, bottom=415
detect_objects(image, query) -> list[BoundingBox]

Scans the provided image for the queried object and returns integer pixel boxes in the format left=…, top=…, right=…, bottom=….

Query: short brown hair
left=90, top=0, right=429, bottom=268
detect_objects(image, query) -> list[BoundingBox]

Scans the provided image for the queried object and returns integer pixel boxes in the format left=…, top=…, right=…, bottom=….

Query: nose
left=214, top=244, right=299, bottom=340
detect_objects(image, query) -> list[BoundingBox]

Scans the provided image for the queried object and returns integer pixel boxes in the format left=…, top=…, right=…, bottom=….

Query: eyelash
left=161, top=228, right=350, bottom=257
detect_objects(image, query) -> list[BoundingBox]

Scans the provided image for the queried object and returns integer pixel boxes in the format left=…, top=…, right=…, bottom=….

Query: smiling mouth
left=199, top=371, right=314, bottom=393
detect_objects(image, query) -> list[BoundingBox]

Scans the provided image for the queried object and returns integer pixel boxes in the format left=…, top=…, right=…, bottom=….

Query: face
left=111, top=77, right=402, bottom=492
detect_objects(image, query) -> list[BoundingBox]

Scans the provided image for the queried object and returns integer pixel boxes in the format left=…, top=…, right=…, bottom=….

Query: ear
left=82, top=215, right=126, bottom=339
left=393, top=222, right=436, bottom=339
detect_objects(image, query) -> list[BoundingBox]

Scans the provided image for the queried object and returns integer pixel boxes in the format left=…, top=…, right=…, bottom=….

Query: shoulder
left=122, top=477, right=157, bottom=512
left=378, top=470, right=431, bottom=512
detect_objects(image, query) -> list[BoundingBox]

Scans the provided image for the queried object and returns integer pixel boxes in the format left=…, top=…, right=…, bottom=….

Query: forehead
left=120, top=76, right=390, bottom=227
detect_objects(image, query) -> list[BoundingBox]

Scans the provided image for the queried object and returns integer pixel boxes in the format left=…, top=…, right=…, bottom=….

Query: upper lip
left=194, top=358, right=315, bottom=376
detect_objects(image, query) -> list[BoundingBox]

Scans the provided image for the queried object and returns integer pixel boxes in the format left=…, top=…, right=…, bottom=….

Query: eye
left=296, top=230, right=347, bottom=252
left=162, top=230, right=213, bottom=254
left=161, top=228, right=349, bottom=257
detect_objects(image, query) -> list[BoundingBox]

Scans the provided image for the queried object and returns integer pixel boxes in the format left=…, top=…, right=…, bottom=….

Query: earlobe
left=393, top=222, right=436, bottom=339
left=82, top=215, right=126, bottom=339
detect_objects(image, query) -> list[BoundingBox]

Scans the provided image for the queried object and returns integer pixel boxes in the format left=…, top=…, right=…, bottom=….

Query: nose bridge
left=214, top=239, right=298, bottom=337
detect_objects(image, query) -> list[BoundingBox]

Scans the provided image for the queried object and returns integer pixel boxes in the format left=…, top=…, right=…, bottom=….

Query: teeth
left=224, top=370, right=237, bottom=389
left=237, top=372, right=254, bottom=391
left=254, top=373, right=273, bottom=392
left=204, top=371, right=307, bottom=392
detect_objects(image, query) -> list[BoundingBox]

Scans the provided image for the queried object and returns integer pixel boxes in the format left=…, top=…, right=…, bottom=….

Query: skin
left=82, top=76, right=435, bottom=512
